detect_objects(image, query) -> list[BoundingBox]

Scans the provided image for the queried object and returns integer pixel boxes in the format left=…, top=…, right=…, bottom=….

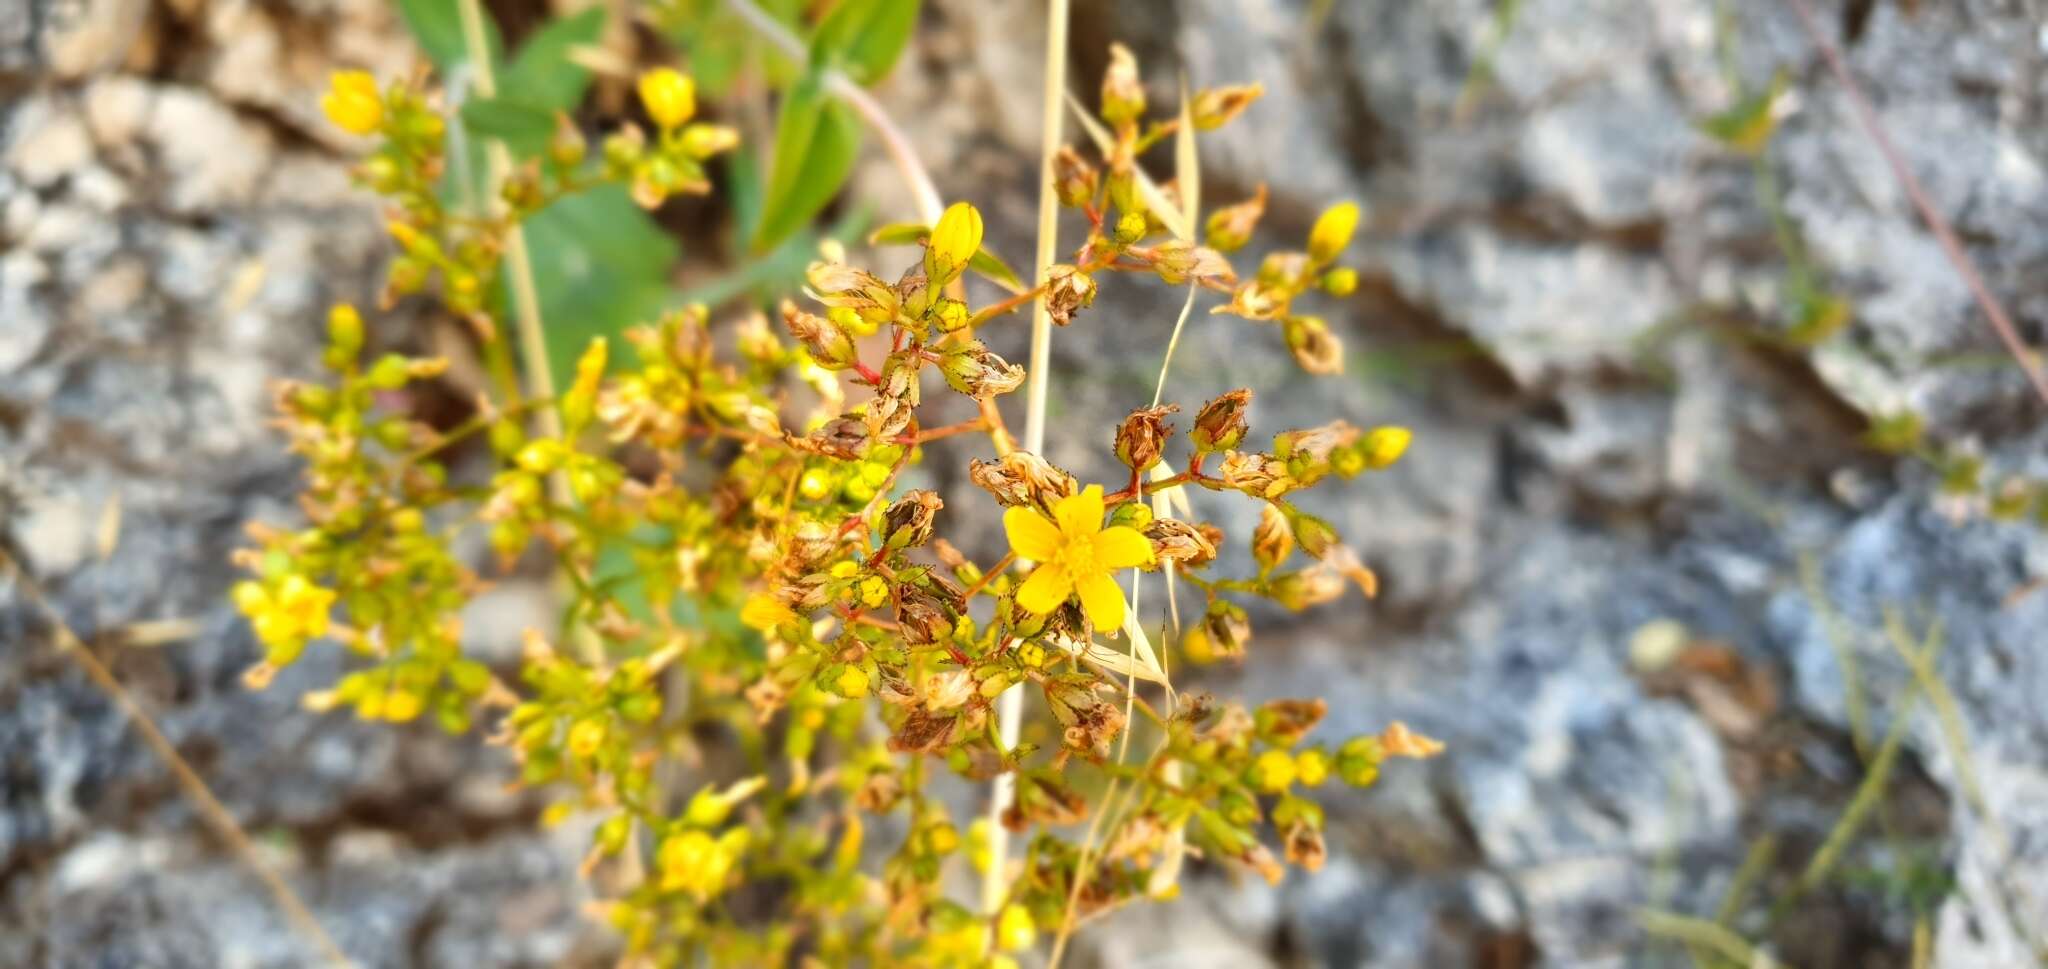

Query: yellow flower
left=924, top=200, right=983, bottom=285
left=740, top=592, right=796, bottom=631
left=234, top=574, right=336, bottom=664
left=1362, top=426, right=1412, bottom=469
left=1252, top=748, right=1297, bottom=793
left=638, top=67, right=696, bottom=130
left=997, top=903, right=1037, bottom=952
left=321, top=70, right=383, bottom=136
left=1004, top=485, right=1153, bottom=631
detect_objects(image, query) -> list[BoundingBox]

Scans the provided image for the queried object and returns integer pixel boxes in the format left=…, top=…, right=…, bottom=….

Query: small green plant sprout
left=237, top=21, right=1437, bottom=967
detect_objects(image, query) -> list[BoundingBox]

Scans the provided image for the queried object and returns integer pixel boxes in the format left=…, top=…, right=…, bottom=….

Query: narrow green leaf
left=460, top=96, right=558, bottom=157
left=755, top=71, right=860, bottom=252
left=868, top=221, right=928, bottom=246
left=396, top=0, right=502, bottom=70
left=811, top=0, right=920, bottom=85
left=502, top=7, right=606, bottom=109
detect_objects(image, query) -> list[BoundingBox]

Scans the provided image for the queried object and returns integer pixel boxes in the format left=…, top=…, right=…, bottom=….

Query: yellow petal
left=1014, top=564, right=1074, bottom=615
left=1054, top=484, right=1105, bottom=539
left=1093, top=525, right=1155, bottom=569
left=1003, top=506, right=1062, bottom=562
left=1074, top=569, right=1126, bottom=632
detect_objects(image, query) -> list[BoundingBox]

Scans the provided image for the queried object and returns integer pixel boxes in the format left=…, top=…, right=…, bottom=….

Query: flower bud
left=1361, top=426, right=1412, bottom=469
left=679, top=122, right=739, bottom=159
left=1282, top=315, right=1344, bottom=375
left=1190, top=389, right=1251, bottom=453
left=1101, top=43, right=1146, bottom=129
left=1191, top=82, right=1264, bottom=130
left=883, top=490, right=943, bottom=549
left=1045, top=265, right=1097, bottom=326
left=940, top=343, right=1026, bottom=399
left=1053, top=145, right=1099, bottom=208
left=550, top=114, right=587, bottom=168
left=780, top=300, right=856, bottom=370
left=1320, top=266, right=1358, bottom=297
left=1114, top=404, right=1177, bottom=473
left=1251, top=748, right=1296, bottom=793
left=638, top=67, right=696, bottom=130
left=327, top=303, right=365, bottom=359
left=562, top=337, right=607, bottom=436
left=1287, top=509, right=1339, bottom=559
left=321, top=70, right=382, bottom=136
left=1252, top=503, right=1294, bottom=573
left=924, top=201, right=983, bottom=287
left=1308, top=201, right=1361, bottom=264
left=1268, top=566, right=1345, bottom=611
left=1113, top=209, right=1148, bottom=245
left=1337, top=736, right=1383, bottom=787
left=1204, top=185, right=1267, bottom=253
left=1143, top=518, right=1217, bottom=567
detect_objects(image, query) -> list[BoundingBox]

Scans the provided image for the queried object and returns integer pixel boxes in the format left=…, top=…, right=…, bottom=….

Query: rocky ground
left=5, top=0, right=2048, bottom=967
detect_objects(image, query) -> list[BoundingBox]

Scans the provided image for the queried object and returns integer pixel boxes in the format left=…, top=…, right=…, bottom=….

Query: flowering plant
left=236, top=7, right=1438, bottom=965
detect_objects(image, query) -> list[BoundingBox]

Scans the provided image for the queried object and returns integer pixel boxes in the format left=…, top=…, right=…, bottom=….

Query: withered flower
left=1191, top=83, right=1265, bottom=130
left=896, top=586, right=956, bottom=645
left=1053, top=145, right=1099, bottom=208
left=803, top=416, right=870, bottom=461
left=1251, top=503, right=1295, bottom=573
left=940, top=343, right=1026, bottom=399
left=780, top=299, right=855, bottom=370
left=1219, top=451, right=1297, bottom=499
left=1045, top=265, right=1097, bottom=326
left=968, top=450, right=1078, bottom=512
left=1282, top=315, right=1344, bottom=375
left=1204, top=184, right=1268, bottom=253
left=1142, top=517, right=1216, bottom=567
left=883, top=490, right=942, bottom=549
left=1283, top=820, right=1326, bottom=872
left=1254, top=698, right=1327, bottom=746
left=1101, top=43, right=1146, bottom=129
left=1114, top=404, right=1177, bottom=472
left=1190, top=389, right=1252, bottom=454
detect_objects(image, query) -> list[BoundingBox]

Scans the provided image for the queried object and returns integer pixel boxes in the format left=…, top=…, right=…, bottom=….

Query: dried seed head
left=1283, top=315, right=1344, bottom=375
left=1204, top=185, right=1268, bottom=253
left=940, top=343, right=1026, bottom=399
left=1045, top=265, right=1097, bottom=326
left=1268, top=565, right=1346, bottom=611
left=1142, top=517, right=1216, bottom=567
left=883, top=490, right=943, bottom=549
left=1219, top=451, right=1297, bottom=499
left=969, top=450, right=1079, bottom=512
left=1053, top=145, right=1099, bottom=208
left=897, top=587, right=957, bottom=646
left=1149, top=241, right=1235, bottom=287
left=1114, top=404, right=1177, bottom=473
left=1190, top=389, right=1252, bottom=453
left=803, top=417, right=870, bottom=461
left=1252, top=503, right=1294, bottom=573
left=780, top=300, right=856, bottom=370
left=1101, top=43, right=1146, bottom=130
left=1191, top=82, right=1265, bottom=130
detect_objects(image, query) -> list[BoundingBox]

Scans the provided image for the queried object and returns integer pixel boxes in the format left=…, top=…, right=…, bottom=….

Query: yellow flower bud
left=1362, top=426, right=1412, bottom=470
left=1296, top=748, right=1331, bottom=787
left=1308, top=201, right=1361, bottom=264
left=321, top=70, right=382, bottom=136
left=924, top=201, right=983, bottom=285
left=740, top=592, right=797, bottom=631
left=835, top=664, right=869, bottom=699
left=638, top=68, right=696, bottom=130
left=997, top=903, right=1037, bottom=952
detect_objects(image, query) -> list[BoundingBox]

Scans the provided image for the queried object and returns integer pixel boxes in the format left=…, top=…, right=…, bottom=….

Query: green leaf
left=459, top=96, right=558, bottom=156
left=810, top=0, right=920, bottom=85
left=519, top=184, right=679, bottom=383
left=396, top=0, right=502, bottom=70
left=868, top=221, right=926, bottom=246
left=502, top=7, right=606, bottom=109
left=755, top=71, right=860, bottom=253
left=1699, top=70, right=1789, bottom=155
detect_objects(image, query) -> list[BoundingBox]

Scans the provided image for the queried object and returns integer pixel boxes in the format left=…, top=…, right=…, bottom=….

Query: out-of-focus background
left=5, top=0, right=2048, bottom=966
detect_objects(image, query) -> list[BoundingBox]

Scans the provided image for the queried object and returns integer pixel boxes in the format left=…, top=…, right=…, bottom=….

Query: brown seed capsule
left=1053, top=145, right=1099, bottom=208
left=1283, top=820, right=1327, bottom=872
left=804, top=417, right=871, bottom=460
left=1149, top=241, right=1235, bottom=287
left=897, top=587, right=956, bottom=646
left=1219, top=451, right=1296, bottom=499
left=1101, top=43, right=1146, bottom=129
left=1195, top=600, right=1251, bottom=662
left=1204, top=184, right=1268, bottom=253
left=1114, top=404, right=1177, bottom=472
left=1191, top=83, right=1265, bottom=130
left=883, top=490, right=943, bottom=549
left=1251, top=503, right=1294, bottom=573
left=940, top=343, right=1026, bottom=399
left=1190, top=389, right=1252, bottom=454
left=1283, top=315, right=1344, bottom=375
left=1044, top=265, right=1097, bottom=327
left=806, top=261, right=900, bottom=330
left=780, top=300, right=856, bottom=370
left=1142, top=517, right=1217, bottom=567
left=968, top=450, right=1078, bottom=512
